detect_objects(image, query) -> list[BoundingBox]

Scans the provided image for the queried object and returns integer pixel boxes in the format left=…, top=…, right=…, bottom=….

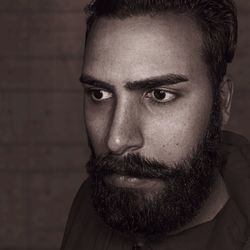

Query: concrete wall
left=0, top=1, right=249, bottom=249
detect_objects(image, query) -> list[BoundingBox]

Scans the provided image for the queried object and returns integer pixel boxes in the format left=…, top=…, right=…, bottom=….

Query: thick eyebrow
left=125, top=74, right=189, bottom=90
left=79, top=73, right=189, bottom=92
left=79, top=74, right=115, bottom=92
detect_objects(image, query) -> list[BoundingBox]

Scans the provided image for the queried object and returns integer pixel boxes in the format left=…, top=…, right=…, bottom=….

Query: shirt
left=61, top=131, right=250, bottom=250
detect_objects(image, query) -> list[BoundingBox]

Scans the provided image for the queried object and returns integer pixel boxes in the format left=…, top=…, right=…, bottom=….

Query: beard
left=86, top=91, right=222, bottom=240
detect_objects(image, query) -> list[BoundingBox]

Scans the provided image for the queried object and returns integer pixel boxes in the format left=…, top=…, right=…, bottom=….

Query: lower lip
left=104, top=174, right=164, bottom=190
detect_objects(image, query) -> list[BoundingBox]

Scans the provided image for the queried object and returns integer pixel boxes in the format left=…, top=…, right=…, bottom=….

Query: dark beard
left=86, top=92, right=222, bottom=240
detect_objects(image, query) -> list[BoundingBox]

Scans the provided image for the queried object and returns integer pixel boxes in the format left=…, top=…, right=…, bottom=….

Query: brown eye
left=153, top=90, right=168, bottom=100
left=90, top=89, right=112, bottom=101
left=146, top=89, right=176, bottom=103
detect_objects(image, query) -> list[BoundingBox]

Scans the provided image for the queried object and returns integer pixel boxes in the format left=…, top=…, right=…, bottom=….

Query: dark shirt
left=61, top=131, right=250, bottom=250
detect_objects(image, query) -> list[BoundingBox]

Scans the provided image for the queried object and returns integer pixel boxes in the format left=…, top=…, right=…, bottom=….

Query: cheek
left=142, top=93, right=213, bottom=163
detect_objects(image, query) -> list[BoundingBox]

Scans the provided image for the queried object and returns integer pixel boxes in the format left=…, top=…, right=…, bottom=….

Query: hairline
left=85, top=11, right=218, bottom=89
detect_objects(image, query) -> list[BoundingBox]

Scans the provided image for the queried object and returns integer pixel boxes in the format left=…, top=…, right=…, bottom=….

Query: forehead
left=83, top=14, right=206, bottom=84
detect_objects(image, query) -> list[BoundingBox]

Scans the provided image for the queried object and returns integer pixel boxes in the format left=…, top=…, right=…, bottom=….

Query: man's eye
left=89, top=89, right=112, bottom=101
left=145, top=89, right=176, bottom=103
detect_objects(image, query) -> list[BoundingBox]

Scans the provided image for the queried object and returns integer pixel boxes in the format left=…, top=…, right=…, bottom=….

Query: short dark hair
left=84, top=0, right=238, bottom=86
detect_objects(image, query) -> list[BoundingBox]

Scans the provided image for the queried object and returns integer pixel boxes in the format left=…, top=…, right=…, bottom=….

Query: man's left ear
left=220, top=76, right=234, bottom=126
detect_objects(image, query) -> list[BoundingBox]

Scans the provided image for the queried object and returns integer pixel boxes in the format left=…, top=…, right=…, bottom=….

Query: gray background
left=0, top=0, right=249, bottom=249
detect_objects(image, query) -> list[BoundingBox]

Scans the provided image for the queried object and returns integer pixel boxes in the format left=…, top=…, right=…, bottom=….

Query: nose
left=106, top=100, right=144, bottom=155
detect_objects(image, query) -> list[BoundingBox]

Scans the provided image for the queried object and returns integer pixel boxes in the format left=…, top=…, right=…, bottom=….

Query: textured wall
left=0, top=1, right=89, bottom=249
left=0, top=1, right=249, bottom=249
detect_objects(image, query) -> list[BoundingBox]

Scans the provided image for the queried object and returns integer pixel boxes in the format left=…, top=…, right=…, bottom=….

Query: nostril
left=107, top=132, right=144, bottom=155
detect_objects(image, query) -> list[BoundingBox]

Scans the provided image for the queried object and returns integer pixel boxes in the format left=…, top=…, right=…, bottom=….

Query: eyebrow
left=125, top=74, right=189, bottom=90
left=79, top=73, right=189, bottom=91
left=79, top=74, right=115, bottom=91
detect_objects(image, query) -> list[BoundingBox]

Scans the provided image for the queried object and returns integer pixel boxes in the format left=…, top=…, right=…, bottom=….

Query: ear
left=219, top=76, right=234, bottom=127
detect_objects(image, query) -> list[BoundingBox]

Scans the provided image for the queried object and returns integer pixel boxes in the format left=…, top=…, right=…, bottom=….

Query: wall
left=0, top=1, right=249, bottom=249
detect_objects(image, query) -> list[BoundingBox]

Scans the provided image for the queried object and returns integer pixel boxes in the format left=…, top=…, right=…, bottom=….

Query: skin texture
left=82, top=14, right=233, bottom=232
left=83, top=14, right=213, bottom=162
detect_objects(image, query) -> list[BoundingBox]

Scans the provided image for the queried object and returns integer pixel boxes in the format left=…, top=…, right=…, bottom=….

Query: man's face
left=82, top=14, right=219, bottom=237
left=82, top=14, right=213, bottom=168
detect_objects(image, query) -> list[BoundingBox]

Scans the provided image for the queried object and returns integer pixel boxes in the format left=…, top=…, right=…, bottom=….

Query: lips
left=104, top=174, right=164, bottom=190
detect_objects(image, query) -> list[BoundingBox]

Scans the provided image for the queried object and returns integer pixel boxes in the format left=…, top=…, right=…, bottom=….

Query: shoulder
left=221, top=131, right=250, bottom=244
left=61, top=178, right=93, bottom=249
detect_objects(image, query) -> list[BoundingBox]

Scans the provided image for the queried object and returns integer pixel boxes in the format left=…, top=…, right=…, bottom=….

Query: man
left=61, top=0, right=250, bottom=249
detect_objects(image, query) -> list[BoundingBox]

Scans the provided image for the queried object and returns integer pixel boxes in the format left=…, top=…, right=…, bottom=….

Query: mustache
left=86, top=152, right=204, bottom=180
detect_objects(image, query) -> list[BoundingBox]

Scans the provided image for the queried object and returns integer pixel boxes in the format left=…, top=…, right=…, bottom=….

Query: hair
left=84, top=0, right=238, bottom=87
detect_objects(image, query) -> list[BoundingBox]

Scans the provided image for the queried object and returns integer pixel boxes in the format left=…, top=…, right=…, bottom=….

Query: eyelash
left=85, top=87, right=178, bottom=105
left=144, top=89, right=178, bottom=106
left=85, top=88, right=112, bottom=100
